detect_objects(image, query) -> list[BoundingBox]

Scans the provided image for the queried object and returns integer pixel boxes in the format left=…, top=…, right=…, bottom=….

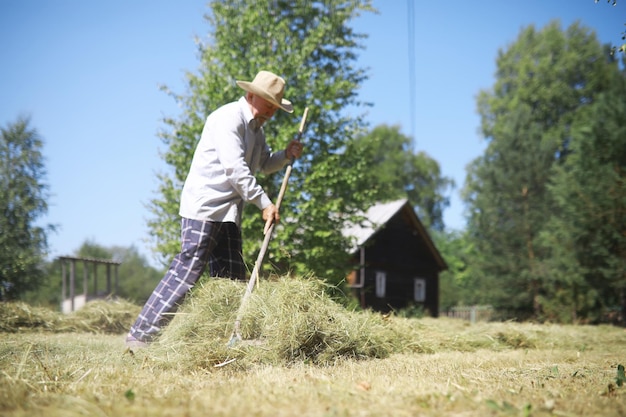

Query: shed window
left=413, top=278, right=426, bottom=302
left=375, top=271, right=386, bottom=298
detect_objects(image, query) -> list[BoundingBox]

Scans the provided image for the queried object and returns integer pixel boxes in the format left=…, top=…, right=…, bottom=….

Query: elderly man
left=126, top=70, right=303, bottom=347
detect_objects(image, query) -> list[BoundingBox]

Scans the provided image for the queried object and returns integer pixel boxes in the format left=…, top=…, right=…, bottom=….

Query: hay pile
left=151, top=277, right=414, bottom=368
left=0, top=299, right=140, bottom=334
left=61, top=299, right=141, bottom=333
left=0, top=301, right=60, bottom=332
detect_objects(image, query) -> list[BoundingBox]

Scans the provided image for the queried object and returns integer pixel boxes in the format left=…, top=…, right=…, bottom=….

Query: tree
left=148, top=0, right=376, bottom=283
left=343, top=124, right=454, bottom=231
left=538, top=67, right=626, bottom=323
left=0, top=117, right=54, bottom=300
left=432, top=229, right=480, bottom=310
left=108, top=245, right=164, bottom=303
left=463, top=21, right=617, bottom=319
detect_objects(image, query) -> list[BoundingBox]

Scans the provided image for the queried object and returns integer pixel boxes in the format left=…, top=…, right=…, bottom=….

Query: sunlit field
left=1, top=278, right=625, bottom=417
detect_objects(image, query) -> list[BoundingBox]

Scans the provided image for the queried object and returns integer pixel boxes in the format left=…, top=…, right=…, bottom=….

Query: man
left=126, top=70, right=303, bottom=348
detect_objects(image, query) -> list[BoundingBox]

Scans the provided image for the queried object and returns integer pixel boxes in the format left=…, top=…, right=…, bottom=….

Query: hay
left=0, top=301, right=60, bottom=332
left=151, top=277, right=410, bottom=368
left=62, top=298, right=141, bottom=333
left=0, top=299, right=140, bottom=334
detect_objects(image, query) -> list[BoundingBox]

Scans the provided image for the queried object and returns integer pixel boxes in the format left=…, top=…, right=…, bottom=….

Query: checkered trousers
left=129, top=218, right=246, bottom=342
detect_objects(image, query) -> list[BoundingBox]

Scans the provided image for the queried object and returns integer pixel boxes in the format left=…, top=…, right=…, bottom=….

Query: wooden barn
left=344, top=199, right=447, bottom=317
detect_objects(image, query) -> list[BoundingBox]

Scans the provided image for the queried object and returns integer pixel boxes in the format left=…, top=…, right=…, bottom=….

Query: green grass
left=1, top=277, right=625, bottom=416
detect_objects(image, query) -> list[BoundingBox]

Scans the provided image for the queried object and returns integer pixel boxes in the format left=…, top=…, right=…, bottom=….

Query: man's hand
left=262, top=203, right=280, bottom=235
left=285, top=140, right=304, bottom=160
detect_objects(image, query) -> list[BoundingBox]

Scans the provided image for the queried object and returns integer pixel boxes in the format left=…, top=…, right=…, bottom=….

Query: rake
left=227, top=107, right=309, bottom=347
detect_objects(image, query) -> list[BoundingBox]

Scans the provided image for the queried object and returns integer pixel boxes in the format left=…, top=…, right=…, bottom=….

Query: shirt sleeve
left=211, top=116, right=272, bottom=210
left=259, top=147, right=290, bottom=175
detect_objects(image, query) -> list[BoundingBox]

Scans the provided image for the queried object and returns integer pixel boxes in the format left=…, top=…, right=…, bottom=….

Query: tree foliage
left=76, top=241, right=164, bottom=304
left=0, top=117, right=54, bottom=300
left=343, top=125, right=454, bottom=231
left=147, top=0, right=377, bottom=283
left=538, top=71, right=626, bottom=323
left=463, top=20, right=624, bottom=320
left=431, top=229, right=480, bottom=310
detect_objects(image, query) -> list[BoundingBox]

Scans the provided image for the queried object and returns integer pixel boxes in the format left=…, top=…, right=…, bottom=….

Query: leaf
left=486, top=399, right=518, bottom=414
left=356, top=381, right=371, bottom=391
left=616, top=364, right=625, bottom=387
left=486, top=399, right=500, bottom=411
left=124, top=389, right=136, bottom=401
left=522, top=403, right=532, bottom=417
left=501, top=401, right=517, bottom=411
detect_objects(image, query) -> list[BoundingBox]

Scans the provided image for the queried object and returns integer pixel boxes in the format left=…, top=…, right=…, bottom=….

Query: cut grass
left=151, top=277, right=408, bottom=369
left=1, top=276, right=625, bottom=416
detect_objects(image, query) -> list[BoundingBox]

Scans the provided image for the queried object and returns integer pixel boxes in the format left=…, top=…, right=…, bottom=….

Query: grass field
left=1, top=278, right=625, bottom=417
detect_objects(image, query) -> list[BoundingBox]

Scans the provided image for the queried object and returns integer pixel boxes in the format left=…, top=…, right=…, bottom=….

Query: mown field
left=1, top=277, right=625, bottom=417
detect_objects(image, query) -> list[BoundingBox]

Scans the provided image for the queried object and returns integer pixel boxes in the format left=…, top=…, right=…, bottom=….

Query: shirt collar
left=238, top=96, right=262, bottom=133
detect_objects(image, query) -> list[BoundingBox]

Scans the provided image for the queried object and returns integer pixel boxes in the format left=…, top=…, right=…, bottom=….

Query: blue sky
left=1, top=1, right=623, bottom=266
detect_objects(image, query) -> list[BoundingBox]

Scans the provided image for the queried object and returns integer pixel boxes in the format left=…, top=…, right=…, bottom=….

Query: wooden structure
left=58, top=256, right=121, bottom=313
left=344, top=199, right=447, bottom=316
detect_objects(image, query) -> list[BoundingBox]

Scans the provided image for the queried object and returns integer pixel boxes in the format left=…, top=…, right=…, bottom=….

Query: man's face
left=248, top=93, right=278, bottom=126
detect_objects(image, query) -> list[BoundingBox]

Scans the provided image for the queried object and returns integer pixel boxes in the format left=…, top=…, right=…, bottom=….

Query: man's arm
left=259, top=139, right=304, bottom=174
left=211, top=118, right=271, bottom=210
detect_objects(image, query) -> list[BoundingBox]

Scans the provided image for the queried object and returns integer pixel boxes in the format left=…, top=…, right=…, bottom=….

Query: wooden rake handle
left=228, top=107, right=309, bottom=346
left=263, top=106, right=309, bottom=235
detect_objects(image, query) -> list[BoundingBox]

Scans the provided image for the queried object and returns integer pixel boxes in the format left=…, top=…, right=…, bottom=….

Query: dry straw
left=3, top=276, right=615, bottom=373
left=61, top=298, right=141, bottom=333
left=150, top=276, right=419, bottom=369
left=0, top=302, right=60, bottom=332
left=3, top=277, right=626, bottom=417
left=0, top=298, right=140, bottom=334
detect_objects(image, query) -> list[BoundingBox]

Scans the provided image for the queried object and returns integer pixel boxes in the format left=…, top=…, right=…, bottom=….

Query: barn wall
left=355, top=213, right=441, bottom=317
left=360, top=269, right=439, bottom=316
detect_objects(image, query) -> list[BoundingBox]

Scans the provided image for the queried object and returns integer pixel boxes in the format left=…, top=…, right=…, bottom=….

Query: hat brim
left=236, top=80, right=294, bottom=113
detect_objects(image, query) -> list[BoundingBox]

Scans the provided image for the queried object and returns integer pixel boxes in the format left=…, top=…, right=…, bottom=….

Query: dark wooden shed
left=344, top=199, right=447, bottom=317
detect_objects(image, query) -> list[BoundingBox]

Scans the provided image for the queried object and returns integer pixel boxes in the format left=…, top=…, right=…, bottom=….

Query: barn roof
left=343, top=199, right=447, bottom=270
left=343, top=199, right=406, bottom=249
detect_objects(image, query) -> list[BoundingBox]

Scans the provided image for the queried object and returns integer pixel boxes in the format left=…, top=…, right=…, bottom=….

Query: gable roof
left=343, top=199, right=447, bottom=271
left=343, top=199, right=406, bottom=249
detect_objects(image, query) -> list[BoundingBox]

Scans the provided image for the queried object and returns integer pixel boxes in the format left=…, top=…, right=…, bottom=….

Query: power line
left=407, top=0, right=417, bottom=147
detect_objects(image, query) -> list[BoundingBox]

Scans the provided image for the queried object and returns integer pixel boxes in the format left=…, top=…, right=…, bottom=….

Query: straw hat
left=236, top=70, right=293, bottom=113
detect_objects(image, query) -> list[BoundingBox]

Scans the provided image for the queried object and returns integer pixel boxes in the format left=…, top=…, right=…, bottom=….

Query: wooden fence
left=58, top=256, right=121, bottom=313
left=440, top=305, right=493, bottom=323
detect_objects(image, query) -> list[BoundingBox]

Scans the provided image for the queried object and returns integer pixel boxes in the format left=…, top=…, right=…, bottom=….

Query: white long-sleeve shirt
left=179, top=96, right=290, bottom=226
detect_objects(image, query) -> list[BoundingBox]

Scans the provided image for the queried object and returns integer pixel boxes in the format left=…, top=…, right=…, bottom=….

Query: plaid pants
left=129, top=218, right=246, bottom=342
